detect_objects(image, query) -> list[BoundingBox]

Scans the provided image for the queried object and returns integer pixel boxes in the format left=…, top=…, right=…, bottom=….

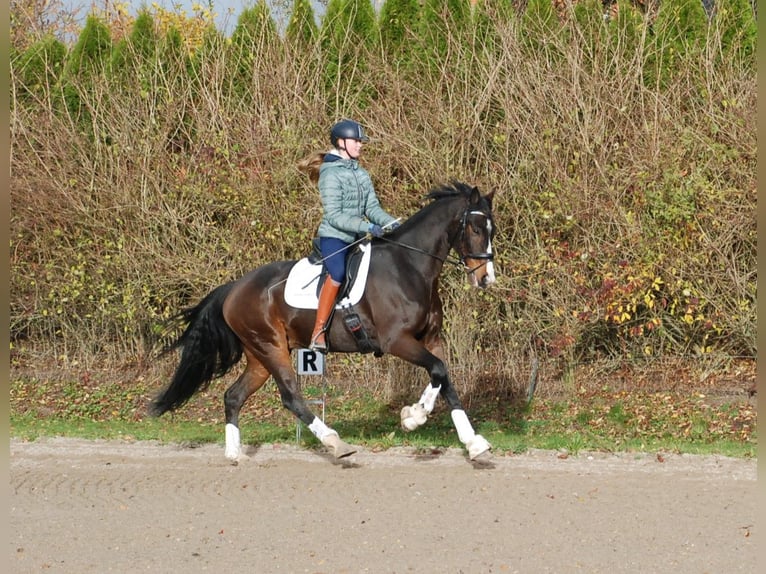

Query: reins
left=272, top=205, right=493, bottom=293
left=306, top=217, right=403, bottom=268
left=377, top=235, right=462, bottom=266
left=273, top=221, right=400, bottom=292
left=379, top=207, right=494, bottom=276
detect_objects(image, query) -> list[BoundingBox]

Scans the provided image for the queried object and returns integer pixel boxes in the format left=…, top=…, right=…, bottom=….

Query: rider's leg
left=309, top=237, right=347, bottom=352
left=309, top=278, right=341, bottom=351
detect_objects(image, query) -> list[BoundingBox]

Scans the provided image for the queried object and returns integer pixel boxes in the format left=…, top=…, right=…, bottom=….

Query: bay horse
left=150, top=181, right=497, bottom=462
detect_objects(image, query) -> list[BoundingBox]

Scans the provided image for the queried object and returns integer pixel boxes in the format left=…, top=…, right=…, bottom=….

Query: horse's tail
left=149, top=281, right=242, bottom=417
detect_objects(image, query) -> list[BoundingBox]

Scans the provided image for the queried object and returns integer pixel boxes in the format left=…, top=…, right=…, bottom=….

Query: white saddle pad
left=284, top=243, right=371, bottom=309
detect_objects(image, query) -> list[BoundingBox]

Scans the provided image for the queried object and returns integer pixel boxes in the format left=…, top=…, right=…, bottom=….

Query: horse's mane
left=425, top=180, right=475, bottom=202
left=400, top=180, right=475, bottom=229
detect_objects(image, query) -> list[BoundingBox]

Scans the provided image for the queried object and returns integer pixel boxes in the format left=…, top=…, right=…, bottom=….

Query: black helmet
left=330, top=119, right=369, bottom=147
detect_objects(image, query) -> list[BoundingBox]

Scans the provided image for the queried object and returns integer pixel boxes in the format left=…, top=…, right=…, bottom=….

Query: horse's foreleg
left=400, top=383, right=441, bottom=431
left=450, top=408, right=492, bottom=461
left=399, top=335, right=445, bottom=431
left=223, top=357, right=270, bottom=461
left=394, top=341, right=492, bottom=460
left=439, top=383, right=491, bottom=460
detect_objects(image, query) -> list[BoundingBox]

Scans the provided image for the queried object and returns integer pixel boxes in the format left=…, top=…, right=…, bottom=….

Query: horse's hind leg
left=223, top=353, right=270, bottom=461
left=264, top=349, right=356, bottom=459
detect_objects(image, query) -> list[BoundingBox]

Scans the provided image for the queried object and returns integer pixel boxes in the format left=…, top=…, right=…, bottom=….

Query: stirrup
left=309, top=331, right=328, bottom=353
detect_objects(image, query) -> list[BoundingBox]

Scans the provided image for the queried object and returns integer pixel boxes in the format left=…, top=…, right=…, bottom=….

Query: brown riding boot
left=309, top=278, right=341, bottom=352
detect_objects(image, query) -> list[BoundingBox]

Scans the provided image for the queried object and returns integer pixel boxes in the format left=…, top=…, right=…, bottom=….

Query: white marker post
left=296, top=349, right=326, bottom=443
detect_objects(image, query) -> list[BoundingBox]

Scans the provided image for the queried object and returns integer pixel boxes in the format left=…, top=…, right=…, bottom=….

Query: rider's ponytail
left=297, top=151, right=325, bottom=184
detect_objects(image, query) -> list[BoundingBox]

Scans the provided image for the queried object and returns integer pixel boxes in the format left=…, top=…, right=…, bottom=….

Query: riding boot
left=310, top=278, right=341, bottom=352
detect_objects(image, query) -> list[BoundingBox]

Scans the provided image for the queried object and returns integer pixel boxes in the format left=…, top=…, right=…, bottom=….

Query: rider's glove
left=368, top=224, right=384, bottom=237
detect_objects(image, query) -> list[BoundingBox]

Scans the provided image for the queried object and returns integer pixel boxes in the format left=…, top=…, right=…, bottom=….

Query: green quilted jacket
left=316, top=152, right=397, bottom=243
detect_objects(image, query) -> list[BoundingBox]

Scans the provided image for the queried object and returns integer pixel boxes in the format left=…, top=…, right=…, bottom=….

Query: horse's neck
left=411, top=230, right=452, bottom=263
left=399, top=205, right=461, bottom=268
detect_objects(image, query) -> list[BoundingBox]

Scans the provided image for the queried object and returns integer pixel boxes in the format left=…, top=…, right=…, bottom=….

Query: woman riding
left=300, top=119, right=399, bottom=352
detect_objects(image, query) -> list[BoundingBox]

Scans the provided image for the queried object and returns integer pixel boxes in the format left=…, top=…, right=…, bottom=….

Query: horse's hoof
left=323, top=433, right=357, bottom=459
left=467, top=434, right=492, bottom=461
left=335, top=442, right=357, bottom=459
left=401, top=404, right=428, bottom=431
left=472, top=449, right=493, bottom=463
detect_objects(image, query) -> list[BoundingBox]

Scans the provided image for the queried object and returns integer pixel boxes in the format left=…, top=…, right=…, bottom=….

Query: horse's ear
left=484, top=190, right=495, bottom=209
left=470, top=185, right=482, bottom=205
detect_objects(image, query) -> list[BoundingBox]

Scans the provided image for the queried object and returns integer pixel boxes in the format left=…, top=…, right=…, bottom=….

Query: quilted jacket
left=316, top=152, right=397, bottom=243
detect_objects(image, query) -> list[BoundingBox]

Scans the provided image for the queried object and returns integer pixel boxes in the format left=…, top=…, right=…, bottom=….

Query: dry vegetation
left=10, top=0, right=756, bottom=412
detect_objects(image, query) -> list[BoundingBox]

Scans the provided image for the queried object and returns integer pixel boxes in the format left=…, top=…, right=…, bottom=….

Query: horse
left=150, top=180, right=497, bottom=462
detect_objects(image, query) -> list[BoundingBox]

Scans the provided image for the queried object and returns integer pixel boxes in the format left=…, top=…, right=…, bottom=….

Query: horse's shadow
left=240, top=400, right=503, bottom=469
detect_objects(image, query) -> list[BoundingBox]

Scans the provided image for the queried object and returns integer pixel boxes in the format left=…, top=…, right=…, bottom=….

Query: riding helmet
left=330, top=119, right=370, bottom=147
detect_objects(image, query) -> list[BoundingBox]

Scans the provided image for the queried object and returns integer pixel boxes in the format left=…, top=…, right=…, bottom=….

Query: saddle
left=284, top=241, right=371, bottom=309
left=307, top=238, right=364, bottom=300
left=284, top=240, right=379, bottom=354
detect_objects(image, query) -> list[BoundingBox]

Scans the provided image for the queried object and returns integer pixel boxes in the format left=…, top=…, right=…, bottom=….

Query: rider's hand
left=388, top=221, right=400, bottom=232
left=368, top=224, right=384, bottom=237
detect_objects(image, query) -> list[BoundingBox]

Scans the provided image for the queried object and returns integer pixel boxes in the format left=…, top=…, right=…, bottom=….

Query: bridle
left=379, top=207, right=494, bottom=276
left=457, top=209, right=494, bottom=274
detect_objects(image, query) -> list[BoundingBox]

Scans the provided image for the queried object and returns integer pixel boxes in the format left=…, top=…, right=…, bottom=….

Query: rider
left=307, top=119, right=399, bottom=352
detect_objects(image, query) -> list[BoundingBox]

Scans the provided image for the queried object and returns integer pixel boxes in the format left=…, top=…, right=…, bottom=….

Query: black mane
left=392, top=180, right=482, bottom=233
left=425, top=180, right=476, bottom=202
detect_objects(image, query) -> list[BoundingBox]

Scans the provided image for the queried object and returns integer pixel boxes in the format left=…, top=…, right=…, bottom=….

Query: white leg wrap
left=225, top=423, right=241, bottom=460
left=451, top=409, right=491, bottom=460
left=451, top=409, right=476, bottom=443
left=401, top=384, right=441, bottom=431
left=401, top=404, right=428, bottom=431
left=308, top=416, right=337, bottom=442
left=418, top=384, right=441, bottom=413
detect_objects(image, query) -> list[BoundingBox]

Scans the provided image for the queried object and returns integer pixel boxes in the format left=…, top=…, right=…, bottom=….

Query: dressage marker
left=295, top=349, right=326, bottom=443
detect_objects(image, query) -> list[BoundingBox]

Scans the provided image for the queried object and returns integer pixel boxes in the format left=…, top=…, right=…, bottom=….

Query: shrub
left=10, top=1, right=755, bottom=401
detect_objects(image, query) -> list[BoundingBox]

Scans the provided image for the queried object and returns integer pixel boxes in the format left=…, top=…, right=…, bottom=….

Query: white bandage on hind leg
left=308, top=416, right=337, bottom=441
left=450, top=409, right=476, bottom=444
left=225, top=423, right=241, bottom=459
left=418, top=384, right=441, bottom=413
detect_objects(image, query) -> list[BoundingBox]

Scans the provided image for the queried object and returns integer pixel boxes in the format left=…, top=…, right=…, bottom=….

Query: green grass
left=10, top=386, right=757, bottom=459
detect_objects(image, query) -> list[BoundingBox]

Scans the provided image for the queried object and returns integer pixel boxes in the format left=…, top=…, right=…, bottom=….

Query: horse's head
left=455, top=186, right=496, bottom=289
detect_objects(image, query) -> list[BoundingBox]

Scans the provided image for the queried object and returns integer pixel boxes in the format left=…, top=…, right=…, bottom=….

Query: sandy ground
left=9, top=437, right=757, bottom=574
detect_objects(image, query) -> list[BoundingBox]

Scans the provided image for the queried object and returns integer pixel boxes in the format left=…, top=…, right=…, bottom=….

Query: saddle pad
left=284, top=242, right=371, bottom=309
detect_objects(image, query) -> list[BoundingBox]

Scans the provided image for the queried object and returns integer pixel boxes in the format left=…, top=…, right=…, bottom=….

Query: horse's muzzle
left=479, top=271, right=496, bottom=288
left=465, top=257, right=496, bottom=288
